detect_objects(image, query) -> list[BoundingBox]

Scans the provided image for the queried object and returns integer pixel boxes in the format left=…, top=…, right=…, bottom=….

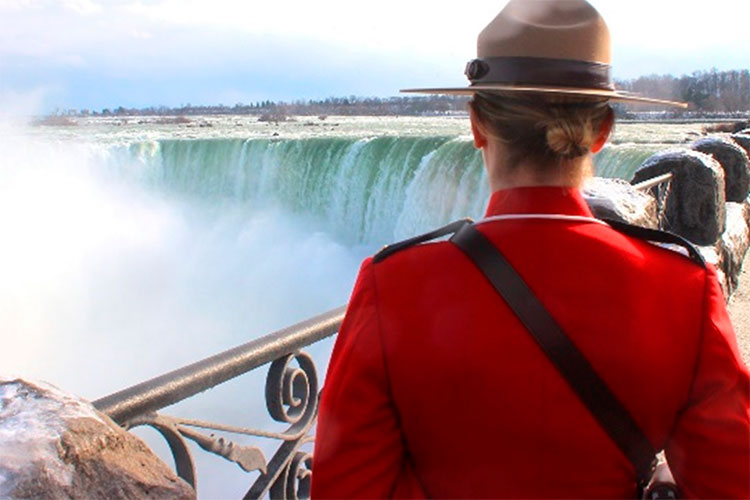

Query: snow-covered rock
left=632, top=149, right=726, bottom=246
left=722, top=202, right=750, bottom=295
left=732, top=134, right=750, bottom=158
left=583, top=177, right=657, bottom=228
left=692, top=137, right=750, bottom=202
left=0, top=377, right=195, bottom=500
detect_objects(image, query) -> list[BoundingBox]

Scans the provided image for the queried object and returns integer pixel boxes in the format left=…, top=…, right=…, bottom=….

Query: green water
left=34, top=115, right=708, bottom=244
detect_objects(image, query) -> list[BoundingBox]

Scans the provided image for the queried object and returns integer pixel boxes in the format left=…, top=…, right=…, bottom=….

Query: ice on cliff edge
left=0, top=376, right=194, bottom=500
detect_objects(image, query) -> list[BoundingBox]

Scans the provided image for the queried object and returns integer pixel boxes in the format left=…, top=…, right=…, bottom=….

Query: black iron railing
left=94, top=175, right=674, bottom=499
left=93, top=306, right=345, bottom=499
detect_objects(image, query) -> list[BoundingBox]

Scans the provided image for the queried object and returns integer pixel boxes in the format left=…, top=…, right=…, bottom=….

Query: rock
left=694, top=200, right=750, bottom=299
left=695, top=243, right=731, bottom=298
left=583, top=177, right=657, bottom=227
left=691, top=137, right=750, bottom=202
left=0, top=377, right=195, bottom=500
left=715, top=267, right=730, bottom=299
left=722, top=202, right=750, bottom=295
left=698, top=244, right=721, bottom=268
left=632, top=149, right=726, bottom=246
left=732, top=134, right=750, bottom=158
left=703, top=120, right=750, bottom=134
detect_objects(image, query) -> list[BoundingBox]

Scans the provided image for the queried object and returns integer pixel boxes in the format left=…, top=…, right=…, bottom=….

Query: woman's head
left=403, top=0, right=685, bottom=108
left=401, top=0, right=683, bottom=188
left=469, top=91, right=614, bottom=188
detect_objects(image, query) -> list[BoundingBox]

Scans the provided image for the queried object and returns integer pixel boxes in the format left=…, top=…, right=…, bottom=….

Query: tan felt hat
left=402, top=0, right=687, bottom=108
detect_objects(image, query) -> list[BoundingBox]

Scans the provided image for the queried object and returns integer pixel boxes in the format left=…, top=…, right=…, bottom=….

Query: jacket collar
left=484, top=186, right=593, bottom=218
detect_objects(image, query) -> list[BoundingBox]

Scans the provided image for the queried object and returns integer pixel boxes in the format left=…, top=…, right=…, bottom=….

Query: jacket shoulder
left=375, top=217, right=706, bottom=268
left=601, top=218, right=706, bottom=268
left=373, top=219, right=472, bottom=263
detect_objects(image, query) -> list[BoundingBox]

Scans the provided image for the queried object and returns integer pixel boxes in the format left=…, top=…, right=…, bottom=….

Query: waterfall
left=122, top=137, right=651, bottom=245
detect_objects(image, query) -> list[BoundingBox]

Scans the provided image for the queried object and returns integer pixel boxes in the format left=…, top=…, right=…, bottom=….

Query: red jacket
left=312, top=187, right=750, bottom=499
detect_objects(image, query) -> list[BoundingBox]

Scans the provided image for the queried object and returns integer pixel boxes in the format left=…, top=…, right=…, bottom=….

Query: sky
left=0, top=0, right=748, bottom=113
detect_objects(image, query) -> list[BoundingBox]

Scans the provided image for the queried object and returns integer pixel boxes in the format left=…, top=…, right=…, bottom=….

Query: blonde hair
left=470, top=92, right=613, bottom=169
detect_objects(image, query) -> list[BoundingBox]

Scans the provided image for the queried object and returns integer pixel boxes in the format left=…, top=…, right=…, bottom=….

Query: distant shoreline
left=32, top=114, right=750, bottom=128
left=619, top=118, right=750, bottom=125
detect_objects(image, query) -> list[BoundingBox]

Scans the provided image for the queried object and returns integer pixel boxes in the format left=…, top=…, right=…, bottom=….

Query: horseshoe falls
left=0, top=117, right=704, bottom=498
left=127, top=136, right=488, bottom=245
left=119, top=136, right=670, bottom=244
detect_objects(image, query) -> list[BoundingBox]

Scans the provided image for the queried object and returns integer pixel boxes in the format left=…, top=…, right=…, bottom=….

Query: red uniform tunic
left=312, top=186, right=750, bottom=499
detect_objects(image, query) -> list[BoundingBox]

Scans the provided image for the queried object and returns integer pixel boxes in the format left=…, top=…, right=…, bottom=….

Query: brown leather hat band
left=465, top=57, right=614, bottom=91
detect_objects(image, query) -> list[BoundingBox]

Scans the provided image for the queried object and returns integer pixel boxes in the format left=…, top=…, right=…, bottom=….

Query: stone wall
left=586, top=134, right=750, bottom=298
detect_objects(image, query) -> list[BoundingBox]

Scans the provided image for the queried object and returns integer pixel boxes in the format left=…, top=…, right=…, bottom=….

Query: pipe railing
left=93, top=306, right=345, bottom=499
left=632, top=171, right=673, bottom=191
left=95, top=172, right=675, bottom=499
left=94, top=306, right=345, bottom=424
left=633, top=171, right=673, bottom=230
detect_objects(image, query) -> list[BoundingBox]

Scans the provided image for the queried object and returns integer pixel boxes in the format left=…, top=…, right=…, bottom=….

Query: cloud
left=0, top=0, right=43, bottom=11
left=0, top=86, right=58, bottom=120
left=0, top=0, right=747, bottom=111
left=598, top=0, right=750, bottom=51
left=130, top=29, right=153, bottom=40
left=120, top=0, right=485, bottom=58
left=57, top=54, right=88, bottom=68
left=62, top=0, right=102, bottom=15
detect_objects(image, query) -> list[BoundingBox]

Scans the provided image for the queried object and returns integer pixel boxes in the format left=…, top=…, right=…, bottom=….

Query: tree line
left=64, top=95, right=469, bottom=118
left=616, top=69, right=750, bottom=113
left=57, top=69, right=749, bottom=118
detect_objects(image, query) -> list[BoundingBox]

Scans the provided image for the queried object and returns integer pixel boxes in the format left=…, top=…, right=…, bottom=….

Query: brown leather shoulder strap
left=450, top=222, right=657, bottom=488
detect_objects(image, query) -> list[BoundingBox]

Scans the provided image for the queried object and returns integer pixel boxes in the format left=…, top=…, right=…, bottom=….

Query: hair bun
left=545, top=119, right=593, bottom=159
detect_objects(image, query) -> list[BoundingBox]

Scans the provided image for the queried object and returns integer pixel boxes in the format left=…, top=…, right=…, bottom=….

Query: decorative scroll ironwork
left=119, top=352, right=318, bottom=497
left=93, top=306, right=346, bottom=500
left=126, top=413, right=198, bottom=488
left=179, top=425, right=268, bottom=474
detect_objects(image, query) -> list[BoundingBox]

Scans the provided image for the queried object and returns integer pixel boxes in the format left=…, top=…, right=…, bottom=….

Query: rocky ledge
left=586, top=133, right=750, bottom=299
left=0, top=377, right=195, bottom=500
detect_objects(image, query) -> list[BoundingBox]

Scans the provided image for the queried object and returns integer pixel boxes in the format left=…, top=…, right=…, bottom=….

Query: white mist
left=0, top=125, right=365, bottom=497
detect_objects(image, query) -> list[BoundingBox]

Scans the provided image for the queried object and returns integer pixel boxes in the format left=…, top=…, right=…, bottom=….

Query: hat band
left=465, top=57, right=614, bottom=91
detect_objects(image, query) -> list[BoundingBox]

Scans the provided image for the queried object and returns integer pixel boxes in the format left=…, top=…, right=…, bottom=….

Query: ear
left=590, top=108, right=614, bottom=153
left=469, top=107, right=488, bottom=149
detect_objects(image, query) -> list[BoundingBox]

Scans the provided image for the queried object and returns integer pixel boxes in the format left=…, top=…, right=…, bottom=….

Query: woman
left=311, top=1, right=750, bottom=498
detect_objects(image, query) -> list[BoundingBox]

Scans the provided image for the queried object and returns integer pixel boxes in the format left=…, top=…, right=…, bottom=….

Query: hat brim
left=401, top=84, right=688, bottom=109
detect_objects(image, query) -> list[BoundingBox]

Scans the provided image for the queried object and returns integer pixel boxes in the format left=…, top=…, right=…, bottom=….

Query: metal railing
left=634, top=171, right=673, bottom=230
left=94, top=173, right=675, bottom=499
left=632, top=171, right=673, bottom=191
left=93, top=306, right=345, bottom=499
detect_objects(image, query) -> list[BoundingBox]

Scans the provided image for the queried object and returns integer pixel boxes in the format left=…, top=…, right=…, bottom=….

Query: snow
left=0, top=377, right=103, bottom=497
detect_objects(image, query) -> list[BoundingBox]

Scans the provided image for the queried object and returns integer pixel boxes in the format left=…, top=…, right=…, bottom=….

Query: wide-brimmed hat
left=402, top=0, right=687, bottom=108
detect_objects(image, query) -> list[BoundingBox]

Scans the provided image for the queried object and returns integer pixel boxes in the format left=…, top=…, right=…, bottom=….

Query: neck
left=486, top=156, right=592, bottom=193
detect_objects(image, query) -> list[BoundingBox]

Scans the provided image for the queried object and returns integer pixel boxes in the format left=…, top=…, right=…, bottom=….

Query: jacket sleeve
left=311, top=258, right=423, bottom=499
left=666, top=265, right=750, bottom=499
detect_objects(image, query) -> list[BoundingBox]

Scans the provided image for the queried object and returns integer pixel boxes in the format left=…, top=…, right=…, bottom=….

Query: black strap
left=373, top=218, right=472, bottom=263
left=450, top=223, right=657, bottom=487
left=601, top=218, right=705, bottom=268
